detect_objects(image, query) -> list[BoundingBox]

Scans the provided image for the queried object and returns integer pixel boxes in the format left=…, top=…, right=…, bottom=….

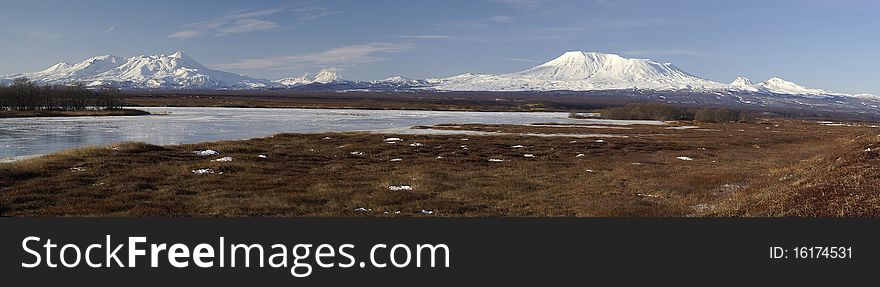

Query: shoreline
left=0, top=108, right=151, bottom=119
left=2, top=119, right=878, bottom=217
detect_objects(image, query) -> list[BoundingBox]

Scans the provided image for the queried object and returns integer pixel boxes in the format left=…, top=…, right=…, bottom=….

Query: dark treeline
left=596, top=103, right=758, bottom=123
left=0, top=78, right=123, bottom=111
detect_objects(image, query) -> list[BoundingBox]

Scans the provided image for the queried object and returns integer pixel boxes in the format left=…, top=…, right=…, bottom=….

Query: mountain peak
left=731, top=76, right=753, bottom=86
left=88, top=55, right=118, bottom=61
left=507, top=50, right=703, bottom=86
left=169, top=51, right=185, bottom=59
left=2, top=52, right=276, bottom=89
left=759, top=77, right=830, bottom=96
left=313, top=69, right=341, bottom=83
left=275, top=73, right=312, bottom=86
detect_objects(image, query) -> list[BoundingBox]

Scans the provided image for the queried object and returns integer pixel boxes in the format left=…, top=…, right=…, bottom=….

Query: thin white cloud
left=489, top=15, right=514, bottom=23
left=169, top=30, right=202, bottom=39
left=290, top=5, right=343, bottom=21
left=215, top=42, right=413, bottom=70
left=104, top=25, right=115, bottom=33
left=216, top=19, right=279, bottom=36
left=169, top=7, right=284, bottom=39
left=392, top=35, right=453, bottom=39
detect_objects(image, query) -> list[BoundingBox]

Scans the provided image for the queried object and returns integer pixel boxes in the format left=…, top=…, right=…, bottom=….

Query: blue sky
left=1, top=0, right=878, bottom=94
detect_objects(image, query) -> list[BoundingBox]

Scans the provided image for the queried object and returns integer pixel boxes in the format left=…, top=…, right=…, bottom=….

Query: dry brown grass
left=1, top=119, right=878, bottom=217
left=710, top=132, right=880, bottom=216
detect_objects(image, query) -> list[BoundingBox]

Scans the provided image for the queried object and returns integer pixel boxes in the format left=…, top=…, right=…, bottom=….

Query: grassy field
left=1, top=119, right=879, bottom=217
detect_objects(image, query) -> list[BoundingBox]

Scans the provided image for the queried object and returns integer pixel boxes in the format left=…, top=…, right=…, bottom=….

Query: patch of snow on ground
left=192, top=168, right=215, bottom=174
left=212, top=157, right=233, bottom=162
left=389, top=185, right=413, bottom=191
left=511, top=145, right=524, bottom=148
left=195, top=150, right=219, bottom=156
left=576, top=153, right=585, bottom=157
left=258, top=154, right=268, bottom=158
left=419, top=210, right=435, bottom=215
left=390, top=158, right=402, bottom=162
left=676, top=156, right=694, bottom=161
left=488, top=158, right=504, bottom=162
left=350, top=151, right=365, bottom=156
left=524, top=154, right=535, bottom=158
left=409, top=142, right=422, bottom=147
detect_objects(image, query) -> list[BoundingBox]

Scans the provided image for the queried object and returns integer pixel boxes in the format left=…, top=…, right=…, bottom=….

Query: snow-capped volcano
left=313, top=69, right=341, bottom=84
left=1, top=50, right=875, bottom=101
left=274, top=69, right=345, bottom=86
left=757, top=77, right=834, bottom=96
left=275, top=73, right=313, bottom=86
left=727, top=76, right=841, bottom=97
left=435, top=51, right=727, bottom=91
left=730, top=76, right=754, bottom=87
left=1, top=51, right=276, bottom=89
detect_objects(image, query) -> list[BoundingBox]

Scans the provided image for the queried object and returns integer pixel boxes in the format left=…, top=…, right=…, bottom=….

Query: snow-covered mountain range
left=0, top=51, right=276, bottom=89
left=1, top=50, right=875, bottom=101
left=275, top=69, right=345, bottom=86
left=431, top=51, right=874, bottom=99
left=434, top=51, right=726, bottom=91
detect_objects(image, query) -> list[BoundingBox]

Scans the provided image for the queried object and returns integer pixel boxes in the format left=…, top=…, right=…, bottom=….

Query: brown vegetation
left=0, top=108, right=149, bottom=118
left=1, top=78, right=124, bottom=111
left=2, top=119, right=877, bottom=217
left=711, top=131, right=880, bottom=216
left=596, top=103, right=758, bottom=122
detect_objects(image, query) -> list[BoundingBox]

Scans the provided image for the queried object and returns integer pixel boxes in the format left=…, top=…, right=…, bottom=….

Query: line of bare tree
left=0, top=78, right=123, bottom=111
left=596, top=103, right=758, bottom=123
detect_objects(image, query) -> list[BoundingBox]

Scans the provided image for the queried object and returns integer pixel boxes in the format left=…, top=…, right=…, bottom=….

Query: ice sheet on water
left=2, top=107, right=662, bottom=159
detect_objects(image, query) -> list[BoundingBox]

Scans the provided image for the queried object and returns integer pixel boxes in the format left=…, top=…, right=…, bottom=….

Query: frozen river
left=1, top=107, right=645, bottom=160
